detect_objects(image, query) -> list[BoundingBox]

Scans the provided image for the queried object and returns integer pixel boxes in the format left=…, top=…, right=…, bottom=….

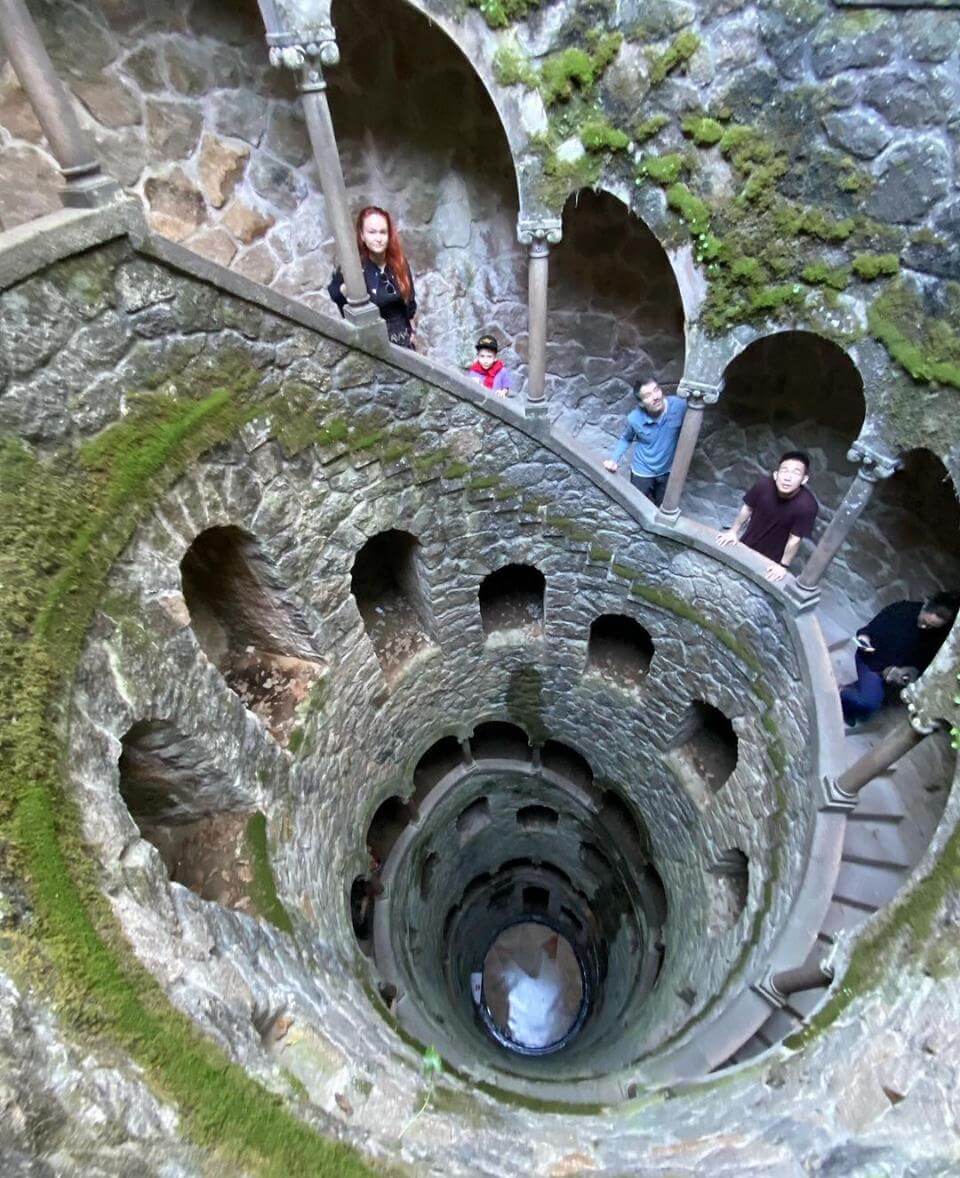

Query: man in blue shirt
left=602, top=380, right=686, bottom=506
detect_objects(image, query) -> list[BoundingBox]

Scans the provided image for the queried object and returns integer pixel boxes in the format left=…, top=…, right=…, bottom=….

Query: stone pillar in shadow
left=0, top=0, right=121, bottom=208
left=793, top=442, right=901, bottom=597
left=658, top=379, right=722, bottom=521
left=258, top=2, right=379, bottom=328
left=517, top=217, right=563, bottom=417
left=823, top=713, right=937, bottom=810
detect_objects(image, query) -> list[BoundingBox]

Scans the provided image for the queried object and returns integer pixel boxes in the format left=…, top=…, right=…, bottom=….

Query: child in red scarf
left=467, top=334, right=513, bottom=397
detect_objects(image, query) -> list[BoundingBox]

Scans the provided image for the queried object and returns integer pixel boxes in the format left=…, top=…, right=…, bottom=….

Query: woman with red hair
left=328, top=206, right=417, bottom=349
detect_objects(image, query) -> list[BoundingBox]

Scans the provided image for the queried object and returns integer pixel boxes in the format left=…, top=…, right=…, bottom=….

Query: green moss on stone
left=681, top=115, right=725, bottom=146
left=493, top=46, right=537, bottom=88
left=580, top=118, right=630, bottom=153
left=540, top=33, right=621, bottom=104
left=868, top=280, right=960, bottom=391
left=0, top=366, right=373, bottom=1176
left=245, top=812, right=295, bottom=934
left=665, top=183, right=711, bottom=234
left=648, top=31, right=700, bottom=85
left=801, top=262, right=851, bottom=291
left=640, top=153, right=686, bottom=185
left=468, top=0, right=543, bottom=28
left=851, top=252, right=900, bottom=281
left=633, top=113, right=670, bottom=142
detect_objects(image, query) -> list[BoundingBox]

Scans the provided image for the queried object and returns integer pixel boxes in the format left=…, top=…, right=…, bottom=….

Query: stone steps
left=721, top=611, right=954, bottom=1072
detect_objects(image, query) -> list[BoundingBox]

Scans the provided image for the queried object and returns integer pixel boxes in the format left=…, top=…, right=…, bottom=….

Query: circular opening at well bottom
left=479, top=920, right=588, bottom=1055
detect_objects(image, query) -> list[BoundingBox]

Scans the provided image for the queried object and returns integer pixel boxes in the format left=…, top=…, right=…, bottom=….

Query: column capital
left=847, top=440, right=901, bottom=483
left=258, top=1, right=339, bottom=72
left=677, top=378, right=721, bottom=405
left=517, top=216, right=563, bottom=247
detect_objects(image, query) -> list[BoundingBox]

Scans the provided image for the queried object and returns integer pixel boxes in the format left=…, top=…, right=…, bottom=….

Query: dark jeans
left=630, top=471, right=670, bottom=506
left=840, top=651, right=886, bottom=724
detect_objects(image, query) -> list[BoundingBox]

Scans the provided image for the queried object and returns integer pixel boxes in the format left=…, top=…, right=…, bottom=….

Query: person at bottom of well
left=467, top=334, right=512, bottom=397
left=840, top=592, right=959, bottom=725
left=327, top=205, right=417, bottom=349
left=602, top=380, right=686, bottom=507
left=717, top=451, right=819, bottom=583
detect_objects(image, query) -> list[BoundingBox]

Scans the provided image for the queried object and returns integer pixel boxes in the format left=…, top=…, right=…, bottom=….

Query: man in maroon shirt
left=716, top=451, right=819, bottom=583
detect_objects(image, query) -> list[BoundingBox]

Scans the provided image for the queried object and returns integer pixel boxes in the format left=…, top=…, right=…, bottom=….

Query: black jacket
left=857, top=600, right=947, bottom=674
left=328, top=259, right=416, bottom=339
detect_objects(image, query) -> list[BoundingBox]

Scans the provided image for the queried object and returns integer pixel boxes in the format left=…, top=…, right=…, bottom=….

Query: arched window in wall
left=687, top=331, right=864, bottom=531
left=478, top=563, right=545, bottom=638
left=665, top=700, right=739, bottom=807
left=550, top=189, right=685, bottom=453
left=350, top=528, right=436, bottom=682
left=366, top=794, right=416, bottom=866
left=180, top=526, right=323, bottom=746
left=848, top=448, right=960, bottom=615
left=118, top=719, right=255, bottom=907
left=329, top=0, right=521, bottom=356
left=587, top=614, right=654, bottom=686
left=470, top=721, right=531, bottom=762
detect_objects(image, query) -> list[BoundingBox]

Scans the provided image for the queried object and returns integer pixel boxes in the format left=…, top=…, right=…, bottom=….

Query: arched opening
left=541, top=741, right=594, bottom=790
left=457, top=797, right=492, bottom=845
left=350, top=528, right=436, bottom=682
left=117, top=719, right=255, bottom=906
left=180, top=525, right=323, bottom=746
left=419, top=851, right=439, bottom=900
left=470, top=721, right=531, bottom=762
left=841, top=448, right=960, bottom=626
left=411, top=735, right=464, bottom=813
left=478, top=564, right=546, bottom=638
left=517, top=804, right=560, bottom=831
left=687, top=332, right=864, bottom=535
left=599, top=790, right=651, bottom=864
left=586, top=614, right=654, bottom=686
left=665, top=701, right=739, bottom=806
left=326, top=0, right=521, bottom=358
left=548, top=189, right=685, bottom=451
left=366, top=795, right=415, bottom=866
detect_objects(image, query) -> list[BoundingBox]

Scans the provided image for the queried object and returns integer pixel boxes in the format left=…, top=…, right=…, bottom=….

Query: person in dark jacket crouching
left=840, top=591, right=960, bottom=724
left=328, top=205, right=417, bottom=349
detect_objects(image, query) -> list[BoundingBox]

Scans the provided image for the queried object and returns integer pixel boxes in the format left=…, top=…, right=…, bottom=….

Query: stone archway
left=545, top=188, right=685, bottom=453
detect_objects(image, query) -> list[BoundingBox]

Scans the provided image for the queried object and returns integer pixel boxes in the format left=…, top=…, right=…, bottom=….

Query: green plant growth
left=468, top=0, right=543, bottom=28
left=851, top=252, right=900, bottom=281
left=399, top=1046, right=443, bottom=1137
left=648, top=31, right=700, bottom=85
left=639, top=153, right=686, bottom=185
left=867, top=280, right=960, bottom=391
left=580, top=118, right=630, bottom=153
left=245, top=812, right=295, bottom=934
left=539, top=33, right=622, bottom=104
left=0, top=372, right=375, bottom=1176
left=493, top=46, right=538, bottom=88
left=634, top=113, right=669, bottom=142
left=681, top=114, right=725, bottom=146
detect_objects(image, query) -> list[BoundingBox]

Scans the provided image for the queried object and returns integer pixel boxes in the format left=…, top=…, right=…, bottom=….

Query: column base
left=524, top=399, right=550, bottom=419
left=782, top=578, right=820, bottom=612
left=61, top=175, right=123, bottom=209
left=655, top=506, right=681, bottom=526
left=344, top=301, right=384, bottom=329
left=820, top=775, right=858, bottom=813
left=751, top=968, right=786, bottom=1011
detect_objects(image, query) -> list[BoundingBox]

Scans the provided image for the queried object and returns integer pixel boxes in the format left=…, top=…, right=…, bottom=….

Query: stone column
left=833, top=714, right=930, bottom=800
left=263, top=21, right=379, bottom=327
left=658, top=379, right=721, bottom=520
left=771, top=961, right=833, bottom=998
left=795, top=442, right=901, bottom=594
left=0, top=0, right=120, bottom=208
left=517, top=217, right=563, bottom=417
